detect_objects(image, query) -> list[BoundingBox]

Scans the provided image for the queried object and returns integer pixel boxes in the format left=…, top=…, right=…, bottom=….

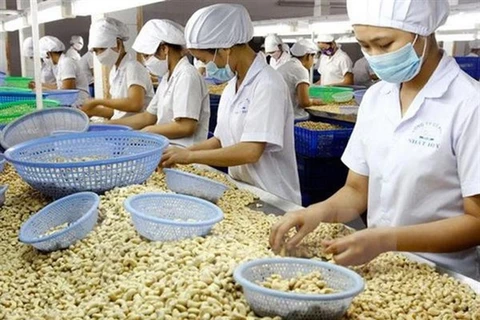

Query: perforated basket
left=19, top=192, right=100, bottom=251
left=0, top=153, right=5, bottom=173
left=164, top=168, right=228, bottom=203
left=44, top=90, right=80, bottom=106
left=0, top=89, right=48, bottom=104
left=124, top=193, right=224, bottom=241
left=0, top=107, right=87, bottom=149
left=0, top=99, right=60, bottom=125
left=4, top=131, right=169, bottom=198
left=88, top=124, right=132, bottom=132
left=234, top=258, right=364, bottom=320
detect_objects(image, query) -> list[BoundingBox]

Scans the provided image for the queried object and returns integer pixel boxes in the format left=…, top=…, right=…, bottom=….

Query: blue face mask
left=205, top=49, right=235, bottom=83
left=363, top=35, right=427, bottom=84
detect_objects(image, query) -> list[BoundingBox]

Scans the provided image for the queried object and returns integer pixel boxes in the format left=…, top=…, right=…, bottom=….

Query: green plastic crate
left=0, top=99, right=60, bottom=124
left=309, top=86, right=353, bottom=103
left=4, top=76, right=34, bottom=89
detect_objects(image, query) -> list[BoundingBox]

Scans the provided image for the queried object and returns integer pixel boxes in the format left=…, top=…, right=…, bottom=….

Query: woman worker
left=270, top=0, right=480, bottom=279
left=82, top=18, right=154, bottom=121
left=38, top=36, right=90, bottom=107
left=277, top=39, right=323, bottom=120
left=23, top=37, right=56, bottom=87
left=110, top=19, right=210, bottom=148
left=161, top=4, right=301, bottom=205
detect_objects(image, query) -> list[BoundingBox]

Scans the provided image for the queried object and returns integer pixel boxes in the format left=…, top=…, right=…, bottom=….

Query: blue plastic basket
left=4, top=131, right=169, bottom=198
left=0, top=153, right=5, bottom=173
left=353, top=89, right=367, bottom=105
left=209, top=94, right=221, bottom=133
left=0, top=107, right=89, bottom=149
left=19, top=192, right=100, bottom=251
left=455, top=57, right=480, bottom=80
left=164, top=168, right=228, bottom=203
left=0, top=90, right=48, bottom=104
left=294, top=122, right=354, bottom=158
left=88, top=124, right=132, bottom=132
left=234, top=258, right=364, bottom=320
left=44, top=90, right=80, bottom=106
left=124, top=193, right=224, bottom=241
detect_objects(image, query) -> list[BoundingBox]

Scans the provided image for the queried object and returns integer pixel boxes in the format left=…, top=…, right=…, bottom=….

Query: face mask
left=205, top=49, right=235, bottom=83
left=145, top=55, right=168, bottom=77
left=321, top=47, right=335, bottom=56
left=96, top=48, right=119, bottom=68
left=73, top=43, right=83, bottom=51
left=44, top=56, right=53, bottom=67
left=363, top=35, right=427, bottom=84
left=271, top=50, right=282, bottom=60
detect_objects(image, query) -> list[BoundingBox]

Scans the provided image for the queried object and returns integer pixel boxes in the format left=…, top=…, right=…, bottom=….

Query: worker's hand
left=28, top=81, right=36, bottom=90
left=141, top=126, right=158, bottom=134
left=269, top=207, right=326, bottom=254
left=81, top=99, right=99, bottom=111
left=311, top=98, right=325, bottom=106
left=160, top=146, right=193, bottom=168
left=322, top=228, right=395, bottom=266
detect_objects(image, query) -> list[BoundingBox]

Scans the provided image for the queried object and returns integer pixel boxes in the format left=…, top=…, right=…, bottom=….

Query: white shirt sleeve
left=292, top=64, right=310, bottom=88
left=57, top=58, right=77, bottom=81
left=339, top=54, right=353, bottom=76
left=240, top=79, right=287, bottom=150
left=125, top=62, right=151, bottom=92
left=172, top=72, right=206, bottom=120
left=455, top=96, right=480, bottom=197
left=146, top=89, right=161, bottom=115
left=341, top=93, right=370, bottom=176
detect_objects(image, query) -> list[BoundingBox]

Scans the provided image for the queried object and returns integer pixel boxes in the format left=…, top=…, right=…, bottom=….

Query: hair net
left=133, top=19, right=185, bottom=55
left=39, top=36, right=66, bottom=55
left=347, top=0, right=450, bottom=36
left=89, top=17, right=130, bottom=50
left=185, top=3, right=254, bottom=49
left=315, top=34, right=335, bottom=43
left=22, top=37, right=34, bottom=58
left=70, top=35, right=84, bottom=46
left=470, top=39, right=480, bottom=50
left=291, top=39, right=318, bottom=57
left=264, top=34, right=283, bottom=53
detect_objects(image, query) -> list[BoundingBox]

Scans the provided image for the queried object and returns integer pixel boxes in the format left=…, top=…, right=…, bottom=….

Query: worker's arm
left=188, top=137, right=222, bottom=152
left=83, top=85, right=146, bottom=114
left=142, top=118, right=198, bottom=139
left=328, top=72, right=354, bottom=86
left=161, top=142, right=266, bottom=168
left=107, top=112, right=157, bottom=130
left=297, top=83, right=323, bottom=108
left=60, top=78, right=76, bottom=90
left=270, top=170, right=368, bottom=252
left=29, top=81, right=58, bottom=90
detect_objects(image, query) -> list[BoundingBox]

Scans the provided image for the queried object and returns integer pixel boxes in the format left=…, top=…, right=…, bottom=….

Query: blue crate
left=45, top=90, right=79, bottom=106
left=0, top=91, right=48, bottom=104
left=209, top=94, right=221, bottom=133
left=294, top=122, right=354, bottom=158
left=297, top=155, right=348, bottom=190
left=455, top=57, right=480, bottom=80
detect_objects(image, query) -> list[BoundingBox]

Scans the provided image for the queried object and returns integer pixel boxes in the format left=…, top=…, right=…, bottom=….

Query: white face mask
left=73, top=43, right=83, bottom=51
left=145, top=55, right=168, bottom=77
left=96, top=48, right=119, bottom=67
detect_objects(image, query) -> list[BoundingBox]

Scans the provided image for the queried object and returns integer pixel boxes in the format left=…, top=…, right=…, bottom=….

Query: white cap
left=133, top=19, right=185, bottom=55
left=39, top=36, right=65, bottom=56
left=291, top=39, right=318, bottom=57
left=264, top=34, right=283, bottom=53
left=347, top=0, right=450, bottom=36
left=22, top=37, right=34, bottom=58
left=185, top=3, right=254, bottom=49
left=316, top=34, right=335, bottom=43
left=470, top=39, right=480, bottom=50
left=70, top=35, right=84, bottom=46
left=89, top=17, right=129, bottom=50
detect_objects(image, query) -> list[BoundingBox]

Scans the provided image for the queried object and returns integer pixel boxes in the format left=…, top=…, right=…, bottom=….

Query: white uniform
left=269, top=51, right=291, bottom=70
left=41, top=61, right=57, bottom=85
left=109, top=52, right=154, bottom=120
left=352, top=57, right=375, bottom=87
left=318, top=48, right=353, bottom=85
left=55, top=54, right=90, bottom=107
left=79, top=52, right=94, bottom=85
left=65, top=47, right=81, bottom=61
left=277, top=58, right=310, bottom=119
left=214, top=53, right=301, bottom=204
left=342, top=53, right=480, bottom=279
left=146, top=57, right=210, bottom=147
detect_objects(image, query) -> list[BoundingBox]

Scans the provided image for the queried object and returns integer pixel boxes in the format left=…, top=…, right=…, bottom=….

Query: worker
left=38, top=36, right=90, bottom=107
left=22, top=37, right=56, bottom=86
left=65, top=35, right=83, bottom=61
left=78, top=51, right=94, bottom=95
left=161, top=4, right=301, bottom=205
left=315, top=34, right=353, bottom=86
left=277, top=39, right=323, bottom=120
left=467, top=39, right=480, bottom=57
left=352, top=56, right=378, bottom=87
left=270, top=0, right=480, bottom=280
left=82, top=18, right=154, bottom=120
left=264, top=34, right=291, bottom=70
left=109, top=19, right=210, bottom=147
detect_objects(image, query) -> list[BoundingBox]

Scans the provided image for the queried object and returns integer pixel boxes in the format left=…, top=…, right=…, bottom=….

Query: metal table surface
left=196, top=165, right=480, bottom=294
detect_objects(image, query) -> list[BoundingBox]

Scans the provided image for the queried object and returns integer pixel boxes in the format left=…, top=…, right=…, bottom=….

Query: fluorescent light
left=254, top=24, right=295, bottom=36
left=72, top=0, right=166, bottom=16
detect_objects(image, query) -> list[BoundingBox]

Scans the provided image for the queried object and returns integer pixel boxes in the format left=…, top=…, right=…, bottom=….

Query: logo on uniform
left=408, top=122, right=442, bottom=149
